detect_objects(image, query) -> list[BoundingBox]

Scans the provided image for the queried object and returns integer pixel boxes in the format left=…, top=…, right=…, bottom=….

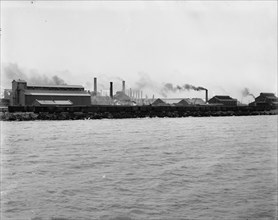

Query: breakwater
left=1, top=105, right=277, bottom=121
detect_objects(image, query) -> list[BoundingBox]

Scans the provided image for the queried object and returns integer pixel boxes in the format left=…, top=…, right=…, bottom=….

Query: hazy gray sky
left=1, top=1, right=277, bottom=102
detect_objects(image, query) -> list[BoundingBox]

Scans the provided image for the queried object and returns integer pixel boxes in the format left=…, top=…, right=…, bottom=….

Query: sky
left=1, top=1, right=277, bottom=103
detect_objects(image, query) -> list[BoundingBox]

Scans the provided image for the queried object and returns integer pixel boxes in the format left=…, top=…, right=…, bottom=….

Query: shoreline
left=1, top=109, right=277, bottom=121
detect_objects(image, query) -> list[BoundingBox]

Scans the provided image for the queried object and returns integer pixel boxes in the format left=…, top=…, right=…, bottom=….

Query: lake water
left=1, top=116, right=277, bottom=220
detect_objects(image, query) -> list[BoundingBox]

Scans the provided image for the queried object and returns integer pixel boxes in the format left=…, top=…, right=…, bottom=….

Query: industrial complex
left=0, top=77, right=277, bottom=119
left=5, top=78, right=277, bottom=107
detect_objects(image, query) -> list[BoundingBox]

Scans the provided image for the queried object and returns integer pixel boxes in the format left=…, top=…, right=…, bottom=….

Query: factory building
left=208, top=95, right=237, bottom=106
left=11, top=79, right=91, bottom=106
left=249, top=93, right=278, bottom=107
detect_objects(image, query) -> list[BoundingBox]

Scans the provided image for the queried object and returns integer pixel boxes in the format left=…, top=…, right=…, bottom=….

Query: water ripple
left=1, top=116, right=277, bottom=220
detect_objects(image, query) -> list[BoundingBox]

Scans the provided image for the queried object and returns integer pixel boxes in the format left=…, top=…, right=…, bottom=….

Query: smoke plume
left=133, top=72, right=165, bottom=96
left=132, top=73, right=208, bottom=98
left=181, top=84, right=207, bottom=91
left=2, top=63, right=67, bottom=88
left=242, top=87, right=255, bottom=99
left=161, top=83, right=207, bottom=97
left=134, top=72, right=158, bottom=90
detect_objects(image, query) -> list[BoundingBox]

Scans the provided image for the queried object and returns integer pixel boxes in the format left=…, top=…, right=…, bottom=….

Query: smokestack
left=205, top=89, right=208, bottom=103
left=122, top=81, right=125, bottom=94
left=94, top=77, right=97, bottom=95
left=110, top=82, right=113, bottom=98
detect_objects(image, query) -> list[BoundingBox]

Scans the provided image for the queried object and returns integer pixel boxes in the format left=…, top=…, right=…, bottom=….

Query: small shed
left=176, top=99, right=191, bottom=106
left=151, top=98, right=168, bottom=106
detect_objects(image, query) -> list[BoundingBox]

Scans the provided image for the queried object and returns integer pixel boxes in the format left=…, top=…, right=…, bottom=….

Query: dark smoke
left=242, top=88, right=255, bottom=99
left=2, top=63, right=67, bottom=88
left=161, top=83, right=207, bottom=93
left=52, top=75, right=67, bottom=85
left=133, top=72, right=207, bottom=98
left=180, top=84, right=207, bottom=91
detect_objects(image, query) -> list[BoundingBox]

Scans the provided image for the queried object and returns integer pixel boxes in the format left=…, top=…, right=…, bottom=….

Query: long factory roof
left=27, top=84, right=84, bottom=89
left=25, top=92, right=90, bottom=96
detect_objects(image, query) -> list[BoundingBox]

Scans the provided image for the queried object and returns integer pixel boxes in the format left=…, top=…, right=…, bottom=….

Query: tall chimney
left=110, top=82, right=113, bottom=98
left=122, top=81, right=125, bottom=93
left=94, top=77, right=97, bottom=95
left=205, top=89, right=208, bottom=103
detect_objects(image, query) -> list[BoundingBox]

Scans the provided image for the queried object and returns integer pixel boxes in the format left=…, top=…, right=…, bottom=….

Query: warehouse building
left=208, top=95, right=237, bottom=106
left=11, top=79, right=91, bottom=106
left=249, top=93, right=278, bottom=107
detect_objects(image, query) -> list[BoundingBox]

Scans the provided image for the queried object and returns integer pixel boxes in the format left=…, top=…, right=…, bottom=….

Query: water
left=1, top=116, right=277, bottom=220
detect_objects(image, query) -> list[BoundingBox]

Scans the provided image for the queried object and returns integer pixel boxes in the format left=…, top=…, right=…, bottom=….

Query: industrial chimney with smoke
left=93, top=77, right=97, bottom=96
left=110, top=82, right=113, bottom=98
left=122, top=81, right=125, bottom=94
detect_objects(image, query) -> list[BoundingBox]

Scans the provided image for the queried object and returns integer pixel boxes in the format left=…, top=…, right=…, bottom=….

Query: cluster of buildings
left=1, top=79, right=277, bottom=109
left=152, top=96, right=238, bottom=107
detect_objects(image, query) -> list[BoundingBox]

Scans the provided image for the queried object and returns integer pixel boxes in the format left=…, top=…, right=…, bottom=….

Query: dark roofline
left=214, top=95, right=232, bottom=98
left=25, top=92, right=90, bottom=96
left=154, top=98, right=165, bottom=101
left=212, top=96, right=236, bottom=101
left=152, top=98, right=166, bottom=104
left=259, top=93, right=276, bottom=97
left=215, top=99, right=237, bottom=102
left=12, top=79, right=27, bottom=83
left=27, top=84, right=84, bottom=88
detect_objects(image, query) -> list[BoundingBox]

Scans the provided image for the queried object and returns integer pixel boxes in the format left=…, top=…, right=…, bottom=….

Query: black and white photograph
left=0, top=1, right=277, bottom=219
